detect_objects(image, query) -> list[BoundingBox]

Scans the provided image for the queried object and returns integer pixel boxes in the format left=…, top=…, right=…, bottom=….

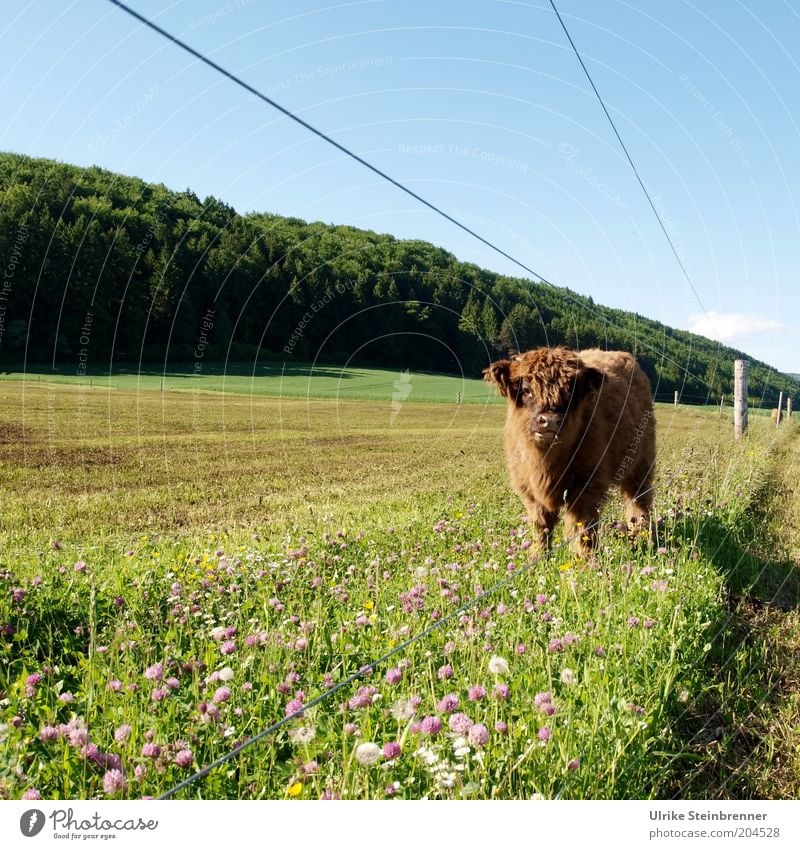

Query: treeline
left=0, top=151, right=795, bottom=406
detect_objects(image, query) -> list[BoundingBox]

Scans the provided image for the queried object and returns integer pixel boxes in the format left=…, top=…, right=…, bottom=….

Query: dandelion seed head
left=288, top=726, right=316, bottom=745
left=487, top=655, right=509, bottom=675
left=355, top=742, right=381, bottom=766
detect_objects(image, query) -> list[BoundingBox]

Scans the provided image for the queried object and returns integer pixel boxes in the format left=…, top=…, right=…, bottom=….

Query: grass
left=0, top=361, right=499, bottom=405
left=0, top=377, right=797, bottom=800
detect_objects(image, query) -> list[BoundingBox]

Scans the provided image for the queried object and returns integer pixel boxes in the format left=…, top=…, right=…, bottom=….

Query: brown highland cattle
left=484, top=347, right=655, bottom=557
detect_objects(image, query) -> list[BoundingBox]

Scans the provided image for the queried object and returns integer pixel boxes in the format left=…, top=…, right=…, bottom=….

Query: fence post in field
left=674, top=390, right=679, bottom=407
left=788, top=397, right=794, bottom=419
left=734, top=359, right=748, bottom=439
left=719, top=395, right=724, bottom=418
left=777, top=391, right=784, bottom=427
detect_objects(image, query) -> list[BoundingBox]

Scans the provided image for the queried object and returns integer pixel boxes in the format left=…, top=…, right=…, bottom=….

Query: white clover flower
left=438, top=771, right=457, bottom=789
left=560, top=667, right=575, bottom=686
left=218, top=666, right=235, bottom=682
left=488, top=655, right=509, bottom=675
left=355, top=742, right=381, bottom=766
left=416, top=746, right=439, bottom=766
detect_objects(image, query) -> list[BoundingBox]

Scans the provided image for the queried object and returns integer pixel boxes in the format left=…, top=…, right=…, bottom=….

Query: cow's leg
left=621, top=458, right=655, bottom=536
left=564, top=486, right=607, bottom=559
left=521, top=494, right=558, bottom=554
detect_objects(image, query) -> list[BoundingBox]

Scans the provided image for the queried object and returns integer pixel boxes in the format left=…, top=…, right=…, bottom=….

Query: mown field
left=0, top=363, right=498, bottom=405
left=1, top=378, right=798, bottom=800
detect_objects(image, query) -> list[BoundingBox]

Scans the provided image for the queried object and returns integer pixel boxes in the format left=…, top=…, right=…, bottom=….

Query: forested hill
left=0, top=151, right=795, bottom=406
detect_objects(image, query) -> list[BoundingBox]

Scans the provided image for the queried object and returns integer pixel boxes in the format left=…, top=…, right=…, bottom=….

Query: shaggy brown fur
left=484, top=347, right=655, bottom=557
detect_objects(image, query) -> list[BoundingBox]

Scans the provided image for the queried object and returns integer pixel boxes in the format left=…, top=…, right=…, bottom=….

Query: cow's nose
left=537, top=414, right=549, bottom=427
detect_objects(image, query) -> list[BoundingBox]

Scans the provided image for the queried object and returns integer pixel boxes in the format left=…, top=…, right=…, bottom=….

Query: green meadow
left=1, top=373, right=798, bottom=800
left=0, top=362, right=498, bottom=405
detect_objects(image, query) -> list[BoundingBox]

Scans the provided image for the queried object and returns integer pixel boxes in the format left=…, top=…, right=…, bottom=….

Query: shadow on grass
left=4, top=362, right=361, bottom=380
left=660, top=511, right=800, bottom=799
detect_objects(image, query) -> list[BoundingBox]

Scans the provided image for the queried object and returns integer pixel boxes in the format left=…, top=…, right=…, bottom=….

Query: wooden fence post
left=674, top=390, right=679, bottom=407
left=734, top=359, right=748, bottom=439
left=788, top=397, right=794, bottom=419
left=777, top=391, right=784, bottom=427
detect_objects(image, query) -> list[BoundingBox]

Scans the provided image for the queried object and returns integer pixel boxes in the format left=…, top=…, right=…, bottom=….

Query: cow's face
left=484, top=348, right=603, bottom=448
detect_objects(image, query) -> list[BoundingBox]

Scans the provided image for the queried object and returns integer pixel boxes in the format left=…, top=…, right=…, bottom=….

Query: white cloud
left=688, top=311, right=788, bottom=344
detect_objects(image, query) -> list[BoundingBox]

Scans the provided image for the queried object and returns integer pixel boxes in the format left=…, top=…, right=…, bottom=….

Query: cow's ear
left=483, top=359, right=520, bottom=401
left=580, top=366, right=604, bottom=394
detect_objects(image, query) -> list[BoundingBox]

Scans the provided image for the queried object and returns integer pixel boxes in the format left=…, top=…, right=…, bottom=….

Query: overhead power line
left=105, top=0, right=553, bottom=286
left=104, top=0, right=729, bottom=398
left=547, top=0, right=712, bottom=321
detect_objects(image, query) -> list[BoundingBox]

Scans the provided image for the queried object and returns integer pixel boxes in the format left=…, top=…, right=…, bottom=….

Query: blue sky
left=2, top=0, right=799, bottom=372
